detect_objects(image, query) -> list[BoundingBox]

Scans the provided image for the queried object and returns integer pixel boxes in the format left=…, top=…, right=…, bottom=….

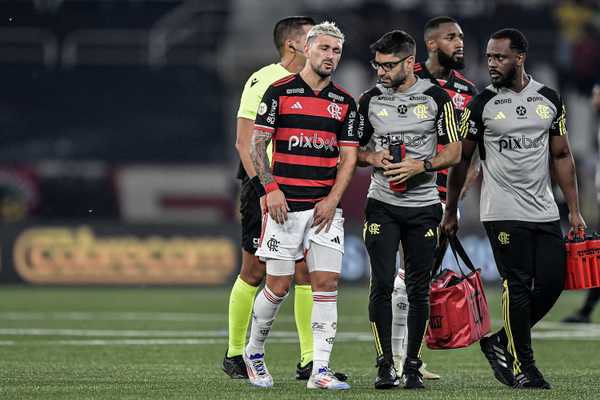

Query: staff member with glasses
left=357, top=30, right=461, bottom=390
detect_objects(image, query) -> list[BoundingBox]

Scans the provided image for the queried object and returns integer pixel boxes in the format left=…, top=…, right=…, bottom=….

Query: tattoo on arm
left=251, top=129, right=275, bottom=186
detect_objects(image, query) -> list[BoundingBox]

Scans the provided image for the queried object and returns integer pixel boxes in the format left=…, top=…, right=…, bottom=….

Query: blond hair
left=306, top=21, right=345, bottom=45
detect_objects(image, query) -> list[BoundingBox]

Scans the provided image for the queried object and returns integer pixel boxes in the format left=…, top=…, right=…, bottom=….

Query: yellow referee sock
left=294, top=284, right=314, bottom=367
left=227, top=276, right=259, bottom=358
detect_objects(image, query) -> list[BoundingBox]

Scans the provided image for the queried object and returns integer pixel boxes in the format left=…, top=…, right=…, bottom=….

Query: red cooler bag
left=426, top=235, right=491, bottom=349
left=564, top=231, right=600, bottom=290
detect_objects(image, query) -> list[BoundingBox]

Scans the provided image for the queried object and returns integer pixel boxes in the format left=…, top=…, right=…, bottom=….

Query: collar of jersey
left=379, top=76, right=424, bottom=96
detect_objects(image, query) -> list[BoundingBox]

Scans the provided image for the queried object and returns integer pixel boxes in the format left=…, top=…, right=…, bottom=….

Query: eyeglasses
left=370, top=54, right=412, bottom=72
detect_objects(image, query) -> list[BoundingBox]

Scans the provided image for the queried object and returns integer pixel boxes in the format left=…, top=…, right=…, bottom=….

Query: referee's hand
left=267, top=190, right=289, bottom=224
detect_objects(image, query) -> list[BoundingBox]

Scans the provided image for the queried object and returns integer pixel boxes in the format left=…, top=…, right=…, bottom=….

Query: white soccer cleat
left=243, top=352, right=273, bottom=388
left=420, top=362, right=441, bottom=380
left=307, top=368, right=351, bottom=390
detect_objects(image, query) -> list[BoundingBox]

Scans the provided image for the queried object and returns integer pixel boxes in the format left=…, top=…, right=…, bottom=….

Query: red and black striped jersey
left=414, top=62, right=478, bottom=202
left=254, top=74, right=361, bottom=211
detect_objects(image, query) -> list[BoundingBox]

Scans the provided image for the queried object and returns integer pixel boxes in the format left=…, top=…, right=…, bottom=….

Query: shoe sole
left=307, top=383, right=351, bottom=390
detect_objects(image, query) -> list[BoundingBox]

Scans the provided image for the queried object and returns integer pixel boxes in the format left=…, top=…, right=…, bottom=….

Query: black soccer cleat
left=222, top=351, right=249, bottom=379
left=402, top=357, right=425, bottom=389
left=513, top=365, right=551, bottom=389
left=480, top=334, right=515, bottom=387
left=296, top=361, right=348, bottom=382
left=374, top=357, right=400, bottom=389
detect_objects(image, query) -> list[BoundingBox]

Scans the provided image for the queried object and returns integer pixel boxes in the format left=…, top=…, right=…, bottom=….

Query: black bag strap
left=448, top=235, right=478, bottom=275
left=432, top=233, right=477, bottom=277
left=431, top=233, right=449, bottom=276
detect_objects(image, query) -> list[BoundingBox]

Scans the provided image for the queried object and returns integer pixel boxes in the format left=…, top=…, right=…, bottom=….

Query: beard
left=491, top=65, right=517, bottom=88
left=312, top=61, right=335, bottom=78
left=385, top=74, right=407, bottom=88
left=438, top=50, right=464, bottom=70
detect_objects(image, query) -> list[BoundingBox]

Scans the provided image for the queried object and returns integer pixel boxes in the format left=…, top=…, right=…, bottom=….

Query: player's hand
left=367, top=149, right=393, bottom=168
left=441, top=209, right=459, bottom=237
left=384, top=158, right=425, bottom=183
left=267, top=190, right=289, bottom=224
left=312, top=196, right=337, bottom=234
left=568, top=211, right=587, bottom=236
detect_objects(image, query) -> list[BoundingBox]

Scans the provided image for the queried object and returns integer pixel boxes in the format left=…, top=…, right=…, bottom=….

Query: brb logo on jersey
left=288, top=132, right=337, bottom=152
left=327, top=102, right=342, bottom=120
left=498, top=135, right=545, bottom=153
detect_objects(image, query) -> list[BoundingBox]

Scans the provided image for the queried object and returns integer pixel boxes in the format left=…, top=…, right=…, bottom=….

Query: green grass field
left=1, top=285, right=600, bottom=399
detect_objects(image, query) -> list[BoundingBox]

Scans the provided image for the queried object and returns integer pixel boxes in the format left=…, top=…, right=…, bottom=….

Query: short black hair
left=273, top=16, right=315, bottom=55
left=370, top=30, right=416, bottom=56
left=424, top=16, right=458, bottom=38
left=490, top=28, right=528, bottom=54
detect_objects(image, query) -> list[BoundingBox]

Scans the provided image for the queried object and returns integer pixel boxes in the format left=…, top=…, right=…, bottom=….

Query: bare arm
left=312, top=146, right=358, bottom=233
left=550, top=135, right=586, bottom=231
left=329, top=146, right=358, bottom=203
left=251, top=128, right=288, bottom=223
left=235, top=117, right=259, bottom=178
left=250, top=128, right=275, bottom=186
left=358, top=147, right=392, bottom=168
left=441, top=140, right=477, bottom=236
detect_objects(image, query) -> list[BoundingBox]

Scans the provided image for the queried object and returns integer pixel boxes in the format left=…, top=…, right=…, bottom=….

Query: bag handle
left=448, top=235, right=478, bottom=275
left=431, top=233, right=449, bottom=276
left=432, top=233, right=477, bottom=277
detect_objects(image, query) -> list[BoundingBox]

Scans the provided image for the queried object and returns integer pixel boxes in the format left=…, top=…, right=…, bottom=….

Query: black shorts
left=239, top=177, right=262, bottom=254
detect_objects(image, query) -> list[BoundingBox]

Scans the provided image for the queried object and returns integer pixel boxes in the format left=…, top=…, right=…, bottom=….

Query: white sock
left=311, top=291, right=338, bottom=375
left=245, top=285, right=287, bottom=355
left=391, top=271, right=408, bottom=366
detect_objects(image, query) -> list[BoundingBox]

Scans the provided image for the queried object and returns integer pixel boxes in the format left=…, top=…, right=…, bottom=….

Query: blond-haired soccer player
left=224, top=16, right=319, bottom=380
left=244, top=22, right=359, bottom=390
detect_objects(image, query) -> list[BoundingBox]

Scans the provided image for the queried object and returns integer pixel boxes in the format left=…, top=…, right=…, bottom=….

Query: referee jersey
left=236, top=63, right=292, bottom=180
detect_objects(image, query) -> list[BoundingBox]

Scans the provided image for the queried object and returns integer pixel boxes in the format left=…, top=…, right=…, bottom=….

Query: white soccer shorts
left=256, top=208, right=344, bottom=275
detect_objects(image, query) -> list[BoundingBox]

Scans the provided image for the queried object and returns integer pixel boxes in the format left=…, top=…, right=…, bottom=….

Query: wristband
left=264, top=182, right=280, bottom=194
left=249, top=176, right=266, bottom=197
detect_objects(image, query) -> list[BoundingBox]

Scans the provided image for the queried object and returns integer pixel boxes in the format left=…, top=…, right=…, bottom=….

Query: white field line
left=1, top=326, right=600, bottom=344
left=0, top=328, right=371, bottom=341
left=0, top=311, right=368, bottom=324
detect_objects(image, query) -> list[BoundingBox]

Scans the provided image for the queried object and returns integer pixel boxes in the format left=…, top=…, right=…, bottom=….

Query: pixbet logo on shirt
left=288, top=132, right=337, bottom=152
left=378, top=132, right=427, bottom=147
left=497, top=135, right=545, bottom=153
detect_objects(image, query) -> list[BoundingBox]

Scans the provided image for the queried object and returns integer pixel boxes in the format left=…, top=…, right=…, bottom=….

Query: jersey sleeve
left=338, top=98, right=361, bottom=147
left=427, top=86, right=459, bottom=145
left=538, top=86, right=568, bottom=136
left=253, top=84, right=279, bottom=134
left=550, top=101, right=567, bottom=136
left=358, top=90, right=376, bottom=147
left=237, top=72, right=265, bottom=121
left=459, top=99, right=484, bottom=142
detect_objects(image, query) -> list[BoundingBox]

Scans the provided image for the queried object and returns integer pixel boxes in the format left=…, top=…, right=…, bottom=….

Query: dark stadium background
left=0, top=0, right=598, bottom=286
left=1, top=2, right=600, bottom=399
